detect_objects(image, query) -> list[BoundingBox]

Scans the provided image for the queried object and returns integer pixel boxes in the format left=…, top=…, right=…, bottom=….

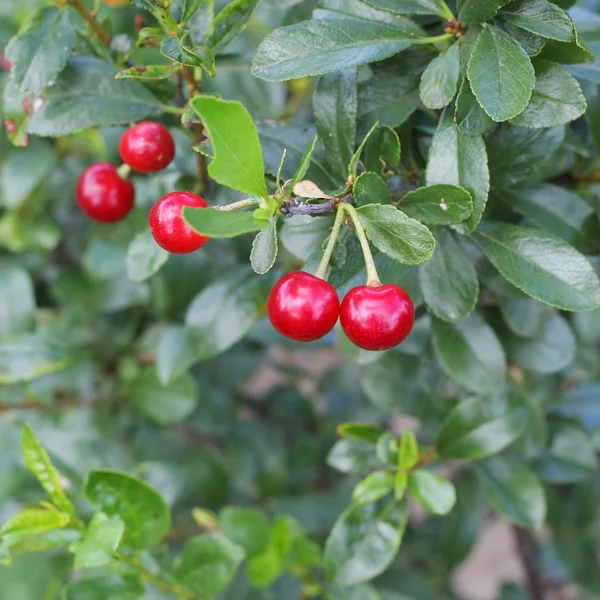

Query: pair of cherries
left=76, top=121, right=210, bottom=254
left=268, top=272, right=415, bottom=351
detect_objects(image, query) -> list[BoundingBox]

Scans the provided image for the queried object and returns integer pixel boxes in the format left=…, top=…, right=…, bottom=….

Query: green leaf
left=251, top=16, right=424, bottom=82
left=180, top=0, right=213, bottom=25
left=501, top=20, right=546, bottom=56
left=160, top=36, right=215, bottom=76
left=563, top=41, right=600, bottom=80
left=357, top=204, right=435, bottom=266
left=129, top=366, right=198, bottom=425
left=510, top=60, right=586, bottom=128
left=314, top=69, right=358, bottom=178
left=534, top=424, right=598, bottom=482
left=431, top=312, right=507, bottom=394
left=189, top=95, right=268, bottom=198
left=126, top=229, right=169, bottom=283
left=420, top=43, right=460, bottom=110
left=455, top=78, right=494, bottom=137
left=553, top=384, right=600, bottom=433
left=247, top=515, right=293, bottom=588
left=183, top=206, right=268, bottom=238
left=73, top=513, right=124, bottom=570
left=206, top=0, right=260, bottom=53
left=394, top=470, right=408, bottom=501
left=419, top=229, right=479, bottom=323
left=349, top=121, right=379, bottom=178
left=288, top=136, right=319, bottom=195
left=508, top=311, right=576, bottom=374
left=324, top=499, right=408, bottom=587
left=499, top=0, right=574, bottom=42
left=27, top=57, right=162, bottom=136
left=398, top=430, right=419, bottom=470
left=486, top=125, right=565, bottom=187
left=354, top=172, right=392, bottom=206
left=0, top=139, right=57, bottom=208
left=250, top=217, right=278, bottom=275
left=408, top=470, right=456, bottom=515
left=116, top=64, right=181, bottom=81
left=0, top=504, right=70, bottom=541
left=353, top=472, right=395, bottom=505
left=185, top=266, right=271, bottom=361
left=358, top=73, right=420, bottom=133
left=502, top=183, right=599, bottom=255
left=362, top=0, right=449, bottom=17
left=21, top=424, right=75, bottom=518
left=499, top=297, right=546, bottom=338
left=336, top=423, right=387, bottom=444
left=187, top=0, right=214, bottom=44
left=84, top=470, right=170, bottom=549
left=5, top=6, right=74, bottom=94
left=219, top=507, right=270, bottom=556
left=475, top=456, right=546, bottom=530
left=64, top=573, right=144, bottom=600
left=472, top=221, right=600, bottom=311
left=0, top=333, right=73, bottom=384
left=437, top=397, right=528, bottom=459
left=174, top=533, right=245, bottom=596
left=459, top=0, right=511, bottom=24
left=364, top=125, right=401, bottom=174
left=425, top=110, right=489, bottom=234
left=467, top=25, right=535, bottom=122
left=400, top=184, right=473, bottom=226
left=0, top=267, right=35, bottom=337
left=156, top=326, right=198, bottom=385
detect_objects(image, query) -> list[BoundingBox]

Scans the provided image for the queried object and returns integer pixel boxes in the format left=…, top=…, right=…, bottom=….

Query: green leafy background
left=2, top=0, right=600, bottom=599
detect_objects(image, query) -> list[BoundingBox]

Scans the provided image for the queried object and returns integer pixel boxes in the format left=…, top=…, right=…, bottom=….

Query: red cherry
left=340, top=284, right=415, bottom=351
left=149, top=191, right=209, bottom=254
left=76, top=162, right=135, bottom=223
left=119, top=122, right=175, bottom=173
left=268, top=271, right=340, bottom=342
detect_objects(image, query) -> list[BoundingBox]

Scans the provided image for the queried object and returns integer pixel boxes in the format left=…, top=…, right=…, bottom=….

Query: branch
left=280, top=194, right=354, bottom=218
left=512, top=525, right=546, bottom=600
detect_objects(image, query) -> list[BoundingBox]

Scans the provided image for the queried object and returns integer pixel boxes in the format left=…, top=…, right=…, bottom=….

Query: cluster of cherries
left=76, top=121, right=210, bottom=254
left=268, top=272, right=415, bottom=351
left=75, top=121, right=414, bottom=352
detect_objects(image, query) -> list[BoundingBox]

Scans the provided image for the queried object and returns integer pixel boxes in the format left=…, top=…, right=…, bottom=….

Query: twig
left=182, top=67, right=209, bottom=191
left=280, top=194, right=354, bottom=218
left=512, top=525, right=546, bottom=600
left=0, top=395, right=122, bottom=414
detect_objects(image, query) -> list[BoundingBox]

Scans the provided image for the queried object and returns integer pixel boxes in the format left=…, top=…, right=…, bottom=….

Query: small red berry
left=340, top=284, right=415, bottom=351
left=268, top=271, right=340, bottom=342
left=76, top=162, right=135, bottom=223
left=119, top=122, right=175, bottom=173
left=149, top=191, right=209, bottom=254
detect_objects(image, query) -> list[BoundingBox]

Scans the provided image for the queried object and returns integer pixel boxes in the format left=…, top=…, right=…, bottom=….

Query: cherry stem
left=213, top=198, right=259, bottom=211
left=341, top=204, right=381, bottom=287
left=116, top=163, right=132, bottom=180
left=315, top=205, right=346, bottom=280
left=413, top=32, right=453, bottom=46
left=439, top=0, right=455, bottom=20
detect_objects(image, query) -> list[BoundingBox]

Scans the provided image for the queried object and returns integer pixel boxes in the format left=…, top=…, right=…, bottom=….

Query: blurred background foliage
left=1, top=0, right=600, bottom=599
